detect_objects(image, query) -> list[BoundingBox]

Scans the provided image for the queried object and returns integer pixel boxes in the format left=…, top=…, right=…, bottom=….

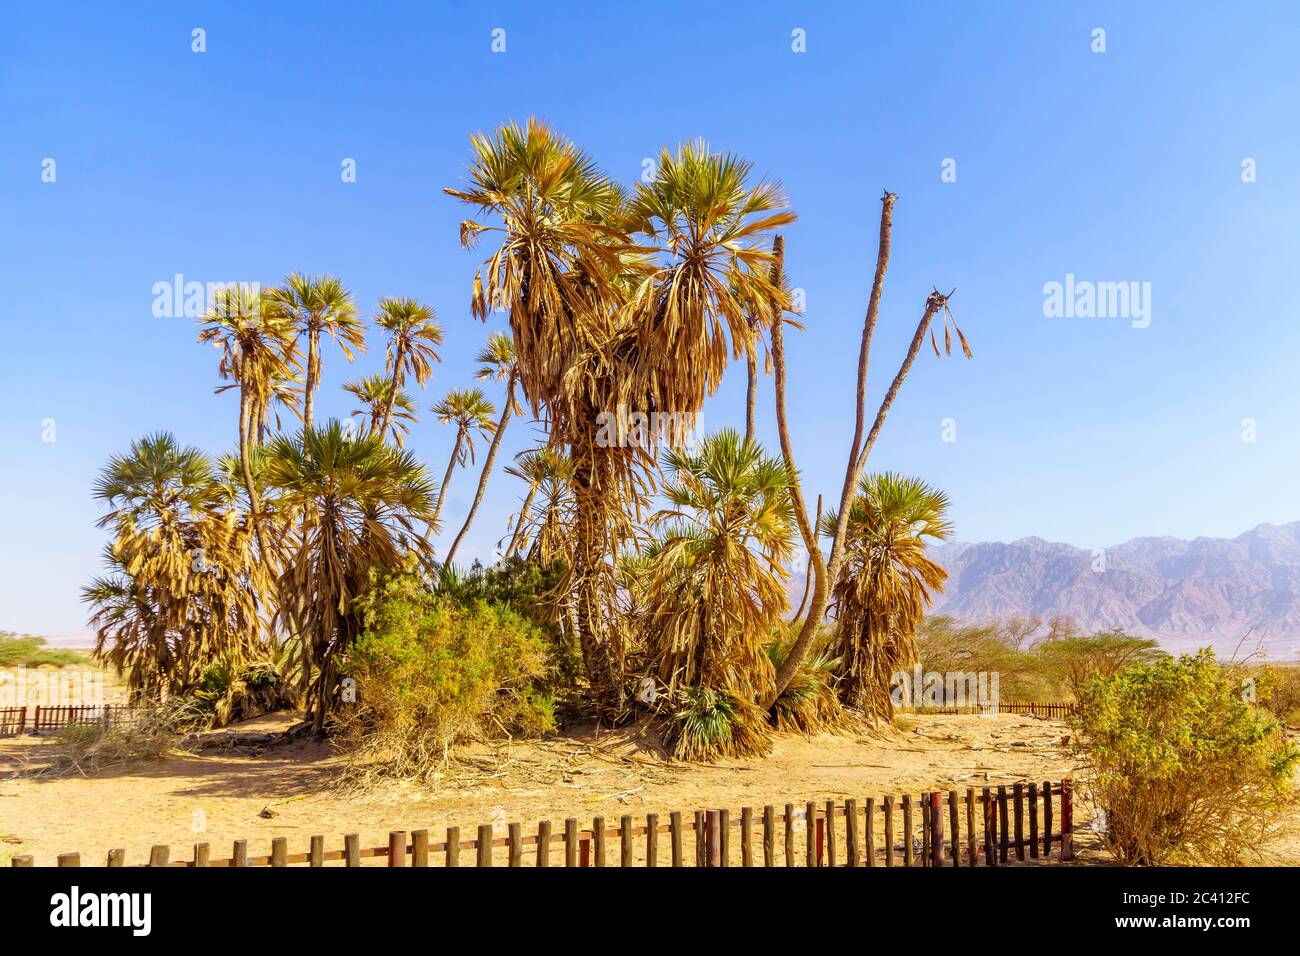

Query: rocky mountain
left=926, top=522, right=1300, bottom=657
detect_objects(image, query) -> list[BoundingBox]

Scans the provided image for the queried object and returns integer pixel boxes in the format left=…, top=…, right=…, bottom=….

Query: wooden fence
left=11, top=779, right=1074, bottom=868
left=901, top=702, right=1076, bottom=719
left=0, top=704, right=134, bottom=736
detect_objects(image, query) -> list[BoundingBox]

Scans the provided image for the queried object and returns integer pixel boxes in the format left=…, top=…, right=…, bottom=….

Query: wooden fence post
left=509, top=822, right=523, bottom=867
left=1028, top=783, right=1039, bottom=859
left=536, top=821, right=551, bottom=868
left=1042, top=780, right=1053, bottom=858
left=824, top=800, right=837, bottom=868
left=883, top=795, right=894, bottom=867
left=784, top=803, right=795, bottom=867
left=1061, top=779, right=1074, bottom=861
left=592, top=816, right=606, bottom=868
left=234, top=839, right=250, bottom=868
left=620, top=816, right=633, bottom=867
left=446, top=826, right=461, bottom=867
left=563, top=818, right=578, bottom=867
left=864, top=798, right=875, bottom=867
left=929, top=792, right=943, bottom=867
left=670, top=811, right=683, bottom=867
left=309, top=835, right=324, bottom=868
left=719, top=809, right=730, bottom=866
left=694, top=810, right=707, bottom=867
left=763, top=806, right=775, bottom=867
left=741, top=807, right=754, bottom=867
left=965, top=789, right=976, bottom=866
left=1013, top=783, right=1025, bottom=861
left=107, top=848, right=126, bottom=867
left=645, top=814, right=658, bottom=868
left=807, top=801, right=819, bottom=868
left=947, top=791, right=960, bottom=867
left=272, top=838, right=288, bottom=868
left=845, top=799, right=859, bottom=867
left=341, top=835, right=357, bottom=868
left=998, top=785, right=1010, bottom=865
left=982, top=788, right=994, bottom=866
left=11, top=855, right=32, bottom=867
left=477, top=824, right=493, bottom=867
left=706, top=809, right=723, bottom=867
left=902, top=794, right=913, bottom=867
left=412, top=830, right=429, bottom=867
left=386, top=830, right=404, bottom=867
left=58, top=852, right=80, bottom=867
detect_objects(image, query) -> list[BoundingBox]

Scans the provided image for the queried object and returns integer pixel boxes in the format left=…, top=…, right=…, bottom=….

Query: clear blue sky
left=3, top=2, right=1299, bottom=638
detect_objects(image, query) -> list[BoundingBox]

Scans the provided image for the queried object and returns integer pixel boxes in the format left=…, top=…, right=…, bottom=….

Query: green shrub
left=1075, top=648, right=1298, bottom=865
left=337, top=559, right=555, bottom=784
left=0, top=631, right=85, bottom=668
left=662, top=687, right=772, bottom=762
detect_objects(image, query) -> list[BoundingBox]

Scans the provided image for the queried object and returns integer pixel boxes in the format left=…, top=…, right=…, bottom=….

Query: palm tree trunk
left=303, top=326, right=320, bottom=430
left=745, top=349, right=758, bottom=442
left=761, top=237, right=829, bottom=709
left=377, top=343, right=406, bottom=440
left=505, top=483, right=539, bottom=558
left=237, top=387, right=269, bottom=557
left=444, top=380, right=515, bottom=565
left=431, top=432, right=464, bottom=530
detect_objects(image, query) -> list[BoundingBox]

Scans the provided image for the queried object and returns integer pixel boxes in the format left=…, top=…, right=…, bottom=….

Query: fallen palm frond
left=34, top=698, right=201, bottom=778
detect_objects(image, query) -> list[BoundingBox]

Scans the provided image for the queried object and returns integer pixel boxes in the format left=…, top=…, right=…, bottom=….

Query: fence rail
left=11, top=779, right=1074, bottom=868
left=900, top=702, right=1077, bottom=719
left=0, top=704, right=135, bottom=736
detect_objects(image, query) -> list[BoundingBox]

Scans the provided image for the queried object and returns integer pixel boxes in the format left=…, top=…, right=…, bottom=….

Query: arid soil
left=1, top=712, right=1295, bottom=867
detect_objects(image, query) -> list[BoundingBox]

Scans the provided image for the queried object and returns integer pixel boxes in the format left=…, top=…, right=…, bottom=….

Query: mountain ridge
left=926, top=520, right=1300, bottom=658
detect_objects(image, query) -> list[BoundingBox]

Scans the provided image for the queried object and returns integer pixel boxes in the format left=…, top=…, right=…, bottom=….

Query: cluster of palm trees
left=84, top=117, right=967, bottom=756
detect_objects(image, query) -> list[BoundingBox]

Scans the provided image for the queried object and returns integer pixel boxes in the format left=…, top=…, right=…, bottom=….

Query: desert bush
left=1075, top=649, right=1298, bottom=865
left=42, top=698, right=197, bottom=776
left=1249, top=663, right=1300, bottom=728
left=0, top=631, right=85, bottom=668
left=336, top=561, right=555, bottom=785
left=662, top=687, right=772, bottom=762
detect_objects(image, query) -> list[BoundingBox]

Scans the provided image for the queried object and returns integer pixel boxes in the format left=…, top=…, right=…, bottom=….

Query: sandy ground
left=1, top=712, right=1295, bottom=866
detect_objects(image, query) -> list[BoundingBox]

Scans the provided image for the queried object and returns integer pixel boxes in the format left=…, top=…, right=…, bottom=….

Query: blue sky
left=3, top=2, right=1299, bottom=637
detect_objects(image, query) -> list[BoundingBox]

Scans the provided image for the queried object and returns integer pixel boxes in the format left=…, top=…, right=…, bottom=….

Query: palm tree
left=428, top=387, right=497, bottom=530
left=638, top=430, right=795, bottom=703
left=82, top=433, right=268, bottom=696
left=261, top=420, right=436, bottom=733
left=343, top=374, right=418, bottom=446
left=821, top=472, right=951, bottom=721
left=502, top=446, right=571, bottom=559
left=264, top=274, right=364, bottom=430
left=196, top=286, right=299, bottom=555
left=447, top=120, right=793, bottom=708
left=373, top=297, right=443, bottom=439
left=444, top=333, right=520, bottom=565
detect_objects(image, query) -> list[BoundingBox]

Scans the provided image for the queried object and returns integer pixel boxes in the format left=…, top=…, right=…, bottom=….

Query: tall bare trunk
left=302, top=326, right=320, bottom=431
left=444, top=378, right=515, bottom=565
left=377, top=342, right=406, bottom=440
left=432, top=432, right=465, bottom=527
left=761, top=235, right=828, bottom=708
